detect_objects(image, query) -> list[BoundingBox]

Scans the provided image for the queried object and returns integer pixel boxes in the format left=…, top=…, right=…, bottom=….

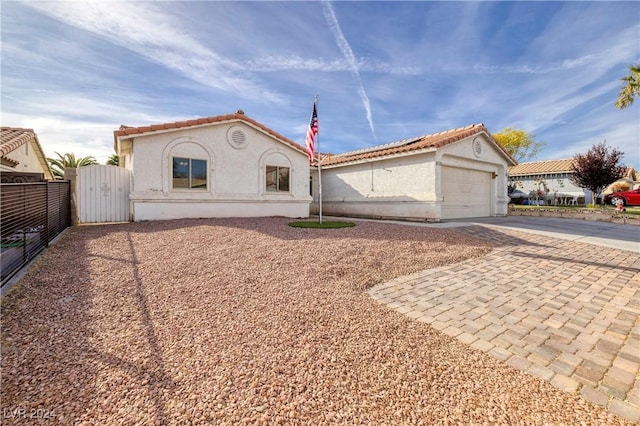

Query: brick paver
left=369, top=224, right=640, bottom=423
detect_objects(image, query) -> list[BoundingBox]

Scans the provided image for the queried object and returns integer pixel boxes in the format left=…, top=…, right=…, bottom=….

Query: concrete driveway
left=447, top=216, right=640, bottom=253
left=367, top=216, right=640, bottom=423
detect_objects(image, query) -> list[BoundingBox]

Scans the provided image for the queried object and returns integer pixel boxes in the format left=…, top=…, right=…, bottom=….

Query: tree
left=47, top=152, right=98, bottom=179
left=493, top=128, right=544, bottom=162
left=569, top=142, right=626, bottom=206
left=615, top=64, right=640, bottom=109
left=106, top=154, right=119, bottom=166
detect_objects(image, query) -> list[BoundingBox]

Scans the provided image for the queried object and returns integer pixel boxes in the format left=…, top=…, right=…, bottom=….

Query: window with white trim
left=266, top=166, right=290, bottom=192
left=172, top=157, right=207, bottom=190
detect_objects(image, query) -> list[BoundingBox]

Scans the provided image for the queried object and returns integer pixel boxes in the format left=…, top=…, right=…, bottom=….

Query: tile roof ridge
left=442, top=122, right=483, bottom=132
left=516, top=158, right=574, bottom=165
left=1, top=128, right=36, bottom=155
left=1, top=126, right=35, bottom=132
left=335, top=123, right=484, bottom=158
left=113, top=112, right=306, bottom=155
left=0, top=128, right=55, bottom=180
left=420, top=122, right=486, bottom=139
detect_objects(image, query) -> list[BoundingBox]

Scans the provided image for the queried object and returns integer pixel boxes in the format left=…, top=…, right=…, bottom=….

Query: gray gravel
left=0, top=218, right=630, bottom=425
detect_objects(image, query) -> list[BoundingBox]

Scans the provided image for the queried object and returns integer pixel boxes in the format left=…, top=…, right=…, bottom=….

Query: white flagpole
left=316, top=95, right=323, bottom=224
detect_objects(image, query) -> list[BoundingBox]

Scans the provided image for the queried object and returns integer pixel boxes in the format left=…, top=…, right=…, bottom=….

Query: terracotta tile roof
left=1, top=127, right=36, bottom=157
left=508, top=159, right=575, bottom=176
left=0, top=127, right=55, bottom=179
left=113, top=112, right=307, bottom=155
left=319, top=124, right=516, bottom=167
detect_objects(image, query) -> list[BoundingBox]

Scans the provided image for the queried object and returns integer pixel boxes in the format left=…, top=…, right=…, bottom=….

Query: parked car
left=603, top=188, right=640, bottom=206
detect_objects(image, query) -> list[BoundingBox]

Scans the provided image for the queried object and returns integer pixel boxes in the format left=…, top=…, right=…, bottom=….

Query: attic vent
left=231, top=130, right=246, bottom=145
left=227, top=126, right=248, bottom=149
left=472, top=137, right=482, bottom=157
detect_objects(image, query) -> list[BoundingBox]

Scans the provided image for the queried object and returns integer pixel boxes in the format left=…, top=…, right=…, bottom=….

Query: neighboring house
left=508, top=159, right=583, bottom=204
left=508, top=159, right=615, bottom=205
left=0, top=127, right=55, bottom=182
left=113, top=112, right=311, bottom=221
left=509, top=160, right=638, bottom=205
left=312, top=124, right=516, bottom=221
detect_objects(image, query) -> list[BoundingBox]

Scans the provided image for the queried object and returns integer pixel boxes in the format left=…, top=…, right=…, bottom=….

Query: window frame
left=171, top=156, right=208, bottom=191
left=265, top=165, right=290, bottom=193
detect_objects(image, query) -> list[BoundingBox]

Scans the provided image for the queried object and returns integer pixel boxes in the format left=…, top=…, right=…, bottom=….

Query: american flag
left=305, top=102, right=318, bottom=163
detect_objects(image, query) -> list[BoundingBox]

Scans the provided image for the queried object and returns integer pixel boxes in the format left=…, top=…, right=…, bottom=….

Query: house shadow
left=1, top=227, right=99, bottom=422
left=0, top=225, right=172, bottom=424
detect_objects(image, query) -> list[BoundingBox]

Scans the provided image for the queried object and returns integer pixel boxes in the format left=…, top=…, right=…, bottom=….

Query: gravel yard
left=0, top=218, right=629, bottom=425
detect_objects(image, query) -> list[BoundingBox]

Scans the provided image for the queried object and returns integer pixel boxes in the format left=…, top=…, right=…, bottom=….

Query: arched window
left=261, top=150, right=292, bottom=194
left=162, top=137, right=213, bottom=193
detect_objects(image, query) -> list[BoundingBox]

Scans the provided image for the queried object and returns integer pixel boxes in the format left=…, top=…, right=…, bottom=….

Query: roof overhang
left=113, top=113, right=308, bottom=158
left=320, top=127, right=517, bottom=169
left=1, top=156, right=20, bottom=167
left=0, top=128, right=55, bottom=180
left=319, top=146, right=439, bottom=169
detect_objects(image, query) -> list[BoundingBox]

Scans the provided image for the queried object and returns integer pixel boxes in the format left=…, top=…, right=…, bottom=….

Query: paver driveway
left=369, top=223, right=640, bottom=423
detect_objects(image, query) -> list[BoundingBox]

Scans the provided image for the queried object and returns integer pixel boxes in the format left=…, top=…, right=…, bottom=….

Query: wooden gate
left=78, top=165, right=130, bottom=223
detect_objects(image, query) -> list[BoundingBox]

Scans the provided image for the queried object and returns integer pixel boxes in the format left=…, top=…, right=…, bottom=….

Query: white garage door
left=441, top=166, right=492, bottom=219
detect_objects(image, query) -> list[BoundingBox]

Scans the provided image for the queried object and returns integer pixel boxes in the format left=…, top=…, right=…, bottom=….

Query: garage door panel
left=442, top=167, right=491, bottom=219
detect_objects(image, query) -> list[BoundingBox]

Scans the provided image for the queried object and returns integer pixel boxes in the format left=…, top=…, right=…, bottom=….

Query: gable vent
left=227, top=126, right=248, bottom=149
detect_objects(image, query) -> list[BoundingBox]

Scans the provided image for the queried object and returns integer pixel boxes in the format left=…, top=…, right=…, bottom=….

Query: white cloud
left=4, top=112, right=117, bottom=163
left=548, top=116, right=640, bottom=167
left=496, top=23, right=640, bottom=132
left=459, top=54, right=598, bottom=75
left=2, top=94, right=187, bottom=164
left=245, top=54, right=420, bottom=76
left=3, top=1, right=637, bottom=169
left=322, top=1, right=376, bottom=141
left=24, top=1, right=287, bottom=104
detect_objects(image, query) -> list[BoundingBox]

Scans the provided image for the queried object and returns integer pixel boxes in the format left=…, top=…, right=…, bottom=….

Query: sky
left=2, top=1, right=639, bottom=169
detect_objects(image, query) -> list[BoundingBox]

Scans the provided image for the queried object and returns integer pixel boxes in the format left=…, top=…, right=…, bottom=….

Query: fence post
left=64, top=168, right=79, bottom=225
left=45, top=181, right=50, bottom=247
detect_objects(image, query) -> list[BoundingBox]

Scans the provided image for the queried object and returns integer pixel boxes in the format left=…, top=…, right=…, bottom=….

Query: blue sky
left=2, top=1, right=639, bottom=168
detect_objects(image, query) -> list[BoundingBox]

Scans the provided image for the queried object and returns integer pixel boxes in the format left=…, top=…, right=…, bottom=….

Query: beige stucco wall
left=313, top=133, right=512, bottom=221
left=509, top=173, right=590, bottom=204
left=312, top=151, right=440, bottom=220
left=122, top=121, right=311, bottom=221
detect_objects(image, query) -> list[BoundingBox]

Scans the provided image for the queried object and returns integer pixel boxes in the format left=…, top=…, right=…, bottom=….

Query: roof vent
left=227, top=126, right=248, bottom=149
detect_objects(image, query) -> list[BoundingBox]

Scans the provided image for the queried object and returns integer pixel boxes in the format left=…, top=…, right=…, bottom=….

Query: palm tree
left=615, top=64, right=640, bottom=109
left=106, top=154, right=119, bottom=166
left=47, top=152, right=98, bottom=179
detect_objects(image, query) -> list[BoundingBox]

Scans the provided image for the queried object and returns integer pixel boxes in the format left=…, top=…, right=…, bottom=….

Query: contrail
left=322, top=1, right=377, bottom=141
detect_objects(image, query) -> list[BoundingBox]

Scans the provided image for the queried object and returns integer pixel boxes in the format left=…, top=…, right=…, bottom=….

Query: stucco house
left=0, top=127, right=55, bottom=182
left=113, top=112, right=311, bottom=221
left=311, top=124, right=516, bottom=221
left=508, top=159, right=590, bottom=205
left=508, top=159, right=638, bottom=205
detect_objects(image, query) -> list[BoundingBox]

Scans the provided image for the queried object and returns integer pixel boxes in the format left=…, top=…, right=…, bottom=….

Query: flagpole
left=316, top=95, right=323, bottom=224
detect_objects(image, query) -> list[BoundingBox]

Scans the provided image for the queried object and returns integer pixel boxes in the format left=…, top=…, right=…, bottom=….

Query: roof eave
left=476, top=130, right=518, bottom=167
left=319, top=147, right=439, bottom=169
left=113, top=115, right=308, bottom=158
left=1, top=156, right=20, bottom=167
left=509, top=170, right=574, bottom=177
left=32, top=134, right=55, bottom=180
